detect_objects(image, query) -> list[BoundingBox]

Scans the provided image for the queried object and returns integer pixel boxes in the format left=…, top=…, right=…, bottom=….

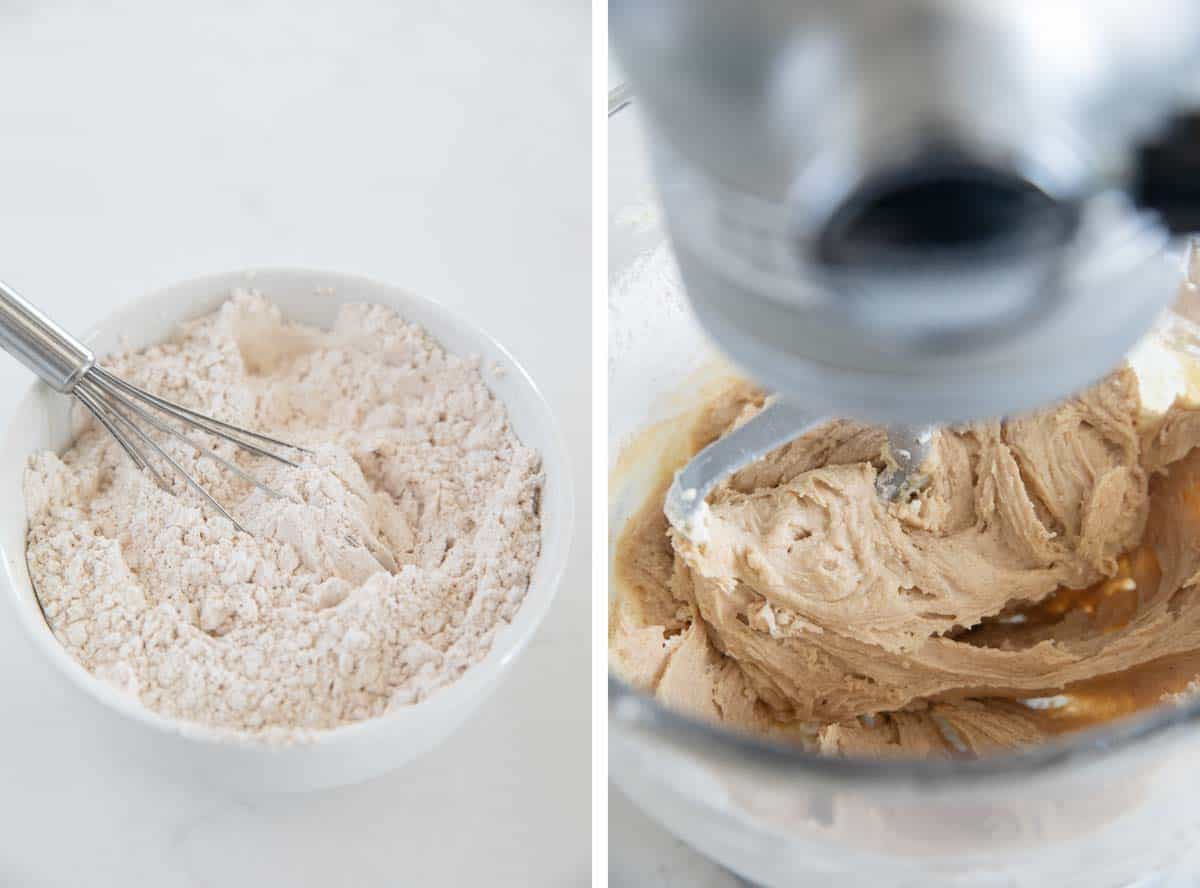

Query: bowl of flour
left=0, top=268, right=572, bottom=791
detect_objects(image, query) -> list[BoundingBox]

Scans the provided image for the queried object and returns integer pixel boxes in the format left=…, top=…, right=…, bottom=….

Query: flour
left=23, top=291, right=543, bottom=739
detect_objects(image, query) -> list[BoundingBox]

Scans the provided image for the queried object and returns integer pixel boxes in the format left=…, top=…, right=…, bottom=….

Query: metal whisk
left=0, top=280, right=307, bottom=533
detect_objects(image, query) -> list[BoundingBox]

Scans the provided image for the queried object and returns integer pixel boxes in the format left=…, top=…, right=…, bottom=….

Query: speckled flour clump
left=23, top=290, right=542, bottom=739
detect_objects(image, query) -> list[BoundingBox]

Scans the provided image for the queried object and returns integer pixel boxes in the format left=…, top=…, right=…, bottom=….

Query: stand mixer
left=611, top=0, right=1200, bottom=532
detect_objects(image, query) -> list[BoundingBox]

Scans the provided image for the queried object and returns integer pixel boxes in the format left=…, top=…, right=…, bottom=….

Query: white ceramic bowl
left=0, top=268, right=573, bottom=792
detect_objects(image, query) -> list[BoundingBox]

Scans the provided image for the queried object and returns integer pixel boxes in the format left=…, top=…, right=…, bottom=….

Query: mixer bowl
left=609, top=95, right=1200, bottom=887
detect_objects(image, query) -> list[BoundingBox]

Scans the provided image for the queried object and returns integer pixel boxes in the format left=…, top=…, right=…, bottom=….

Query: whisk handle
left=0, top=281, right=95, bottom=393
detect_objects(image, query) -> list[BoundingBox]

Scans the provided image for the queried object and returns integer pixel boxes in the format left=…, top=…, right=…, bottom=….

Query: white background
left=0, top=1, right=590, bottom=885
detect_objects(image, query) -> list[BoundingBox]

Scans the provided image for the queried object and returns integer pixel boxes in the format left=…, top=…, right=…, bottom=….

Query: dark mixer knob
left=1135, top=111, right=1200, bottom=235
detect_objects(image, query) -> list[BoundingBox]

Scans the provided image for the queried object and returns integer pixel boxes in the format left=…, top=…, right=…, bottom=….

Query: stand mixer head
left=612, top=0, right=1200, bottom=426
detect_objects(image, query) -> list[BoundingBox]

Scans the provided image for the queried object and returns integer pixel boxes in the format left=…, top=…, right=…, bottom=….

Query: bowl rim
left=3, top=266, right=574, bottom=748
left=609, top=674, right=1200, bottom=788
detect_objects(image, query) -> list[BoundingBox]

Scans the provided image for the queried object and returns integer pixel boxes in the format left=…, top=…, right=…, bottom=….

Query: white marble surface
left=0, top=2, right=589, bottom=885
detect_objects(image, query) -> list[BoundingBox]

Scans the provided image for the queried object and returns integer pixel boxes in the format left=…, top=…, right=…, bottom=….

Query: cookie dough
left=610, top=321, right=1200, bottom=758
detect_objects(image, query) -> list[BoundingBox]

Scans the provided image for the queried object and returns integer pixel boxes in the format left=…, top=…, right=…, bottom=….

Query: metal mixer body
left=612, top=0, right=1200, bottom=424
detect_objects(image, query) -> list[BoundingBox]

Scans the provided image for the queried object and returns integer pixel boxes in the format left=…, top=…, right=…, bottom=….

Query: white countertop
left=0, top=2, right=589, bottom=885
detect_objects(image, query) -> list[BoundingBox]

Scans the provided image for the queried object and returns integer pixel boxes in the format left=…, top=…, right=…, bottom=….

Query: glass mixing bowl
left=608, top=92, right=1200, bottom=887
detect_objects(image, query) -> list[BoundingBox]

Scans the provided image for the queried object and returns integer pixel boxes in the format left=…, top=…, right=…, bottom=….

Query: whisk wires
left=71, top=365, right=309, bottom=534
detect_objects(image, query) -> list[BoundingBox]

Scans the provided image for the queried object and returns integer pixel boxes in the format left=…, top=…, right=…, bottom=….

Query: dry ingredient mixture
left=25, top=291, right=542, bottom=740
left=610, top=307, right=1200, bottom=759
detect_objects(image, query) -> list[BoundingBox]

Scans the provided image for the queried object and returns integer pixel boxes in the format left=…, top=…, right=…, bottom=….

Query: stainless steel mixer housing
left=611, top=0, right=1200, bottom=423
